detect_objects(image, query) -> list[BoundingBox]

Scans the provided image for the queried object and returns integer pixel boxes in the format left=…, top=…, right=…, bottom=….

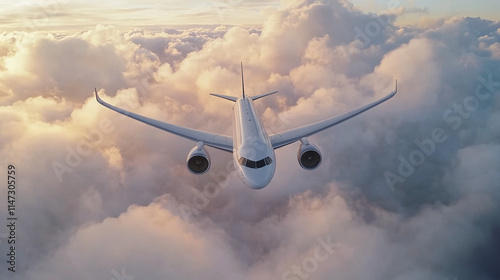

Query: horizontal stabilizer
left=251, top=91, right=279, bottom=101
left=209, top=93, right=238, bottom=102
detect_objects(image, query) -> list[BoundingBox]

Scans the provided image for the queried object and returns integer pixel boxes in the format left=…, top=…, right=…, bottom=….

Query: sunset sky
left=1, top=1, right=500, bottom=280
left=0, top=0, right=499, bottom=31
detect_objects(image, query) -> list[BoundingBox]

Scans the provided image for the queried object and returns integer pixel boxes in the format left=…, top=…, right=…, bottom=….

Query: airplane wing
left=270, top=81, right=397, bottom=149
left=95, top=89, right=233, bottom=152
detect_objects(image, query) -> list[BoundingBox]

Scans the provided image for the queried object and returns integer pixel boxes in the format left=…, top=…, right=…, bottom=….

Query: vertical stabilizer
left=241, top=62, right=245, bottom=99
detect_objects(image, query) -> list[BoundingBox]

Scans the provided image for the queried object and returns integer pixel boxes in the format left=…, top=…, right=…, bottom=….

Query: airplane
left=95, top=63, right=397, bottom=189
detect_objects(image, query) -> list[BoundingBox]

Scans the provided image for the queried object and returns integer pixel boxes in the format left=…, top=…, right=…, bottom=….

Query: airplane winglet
left=95, top=88, right=103, bottom=104
left=390, top=79, right=398, bottom=97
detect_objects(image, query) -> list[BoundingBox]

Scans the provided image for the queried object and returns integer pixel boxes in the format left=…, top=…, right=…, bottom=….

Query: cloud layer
left=1, top=1, right=500, bottom=279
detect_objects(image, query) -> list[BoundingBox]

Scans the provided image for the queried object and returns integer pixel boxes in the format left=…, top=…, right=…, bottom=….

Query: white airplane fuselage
left=95, top=62, right=397, bottom=190
left=233, top=97, right=276, bottom=189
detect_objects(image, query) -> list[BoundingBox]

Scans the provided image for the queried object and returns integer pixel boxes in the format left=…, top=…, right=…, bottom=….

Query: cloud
left=20, top=198, right=246, bottom=280
left=1, top=1, right=500, bottom=279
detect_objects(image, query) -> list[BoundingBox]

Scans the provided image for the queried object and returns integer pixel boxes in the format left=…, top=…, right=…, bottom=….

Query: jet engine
left=297, top=137, right=322, bottom=170
left=186, top=142, right=210, bottom=174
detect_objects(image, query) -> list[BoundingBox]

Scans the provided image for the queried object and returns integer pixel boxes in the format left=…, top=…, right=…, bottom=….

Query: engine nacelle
left=297, top=138, right=322, bottom=170
left=186, top=142, right=211, bottom=174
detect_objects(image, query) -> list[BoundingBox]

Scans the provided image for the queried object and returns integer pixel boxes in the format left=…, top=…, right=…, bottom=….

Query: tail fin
left=208, top=62, right=244, bottom=102
left=240, top=62, right=279, bottom=101
left=209, top=63, right=278, bottom=102
left=241, top=62, right=245, bottom=99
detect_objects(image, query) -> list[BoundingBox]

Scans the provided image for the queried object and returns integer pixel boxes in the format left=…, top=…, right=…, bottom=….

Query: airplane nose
left=245, top=178, right=270, bottom=189
left=242, top=167, right=273, bottom=189
left=245, top=179, right=269, bottom=189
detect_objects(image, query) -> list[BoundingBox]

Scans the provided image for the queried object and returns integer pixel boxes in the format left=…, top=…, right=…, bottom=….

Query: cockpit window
left=239, top=156, right=273, bottom=169
left=264, top=157, right=273, bottom=165
left=247, top=160, right=256, bottom=168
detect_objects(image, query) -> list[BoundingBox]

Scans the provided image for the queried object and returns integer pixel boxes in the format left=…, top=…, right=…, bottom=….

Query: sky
left=1, top=0, right=500, bottom=280
left=0, top=0, right=499, bottom=31
left=350, top=0, right=500, bottom=23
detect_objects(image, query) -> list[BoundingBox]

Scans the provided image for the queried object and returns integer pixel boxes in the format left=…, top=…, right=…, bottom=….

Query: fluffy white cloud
left=1, top=1, right=500, bottom=279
